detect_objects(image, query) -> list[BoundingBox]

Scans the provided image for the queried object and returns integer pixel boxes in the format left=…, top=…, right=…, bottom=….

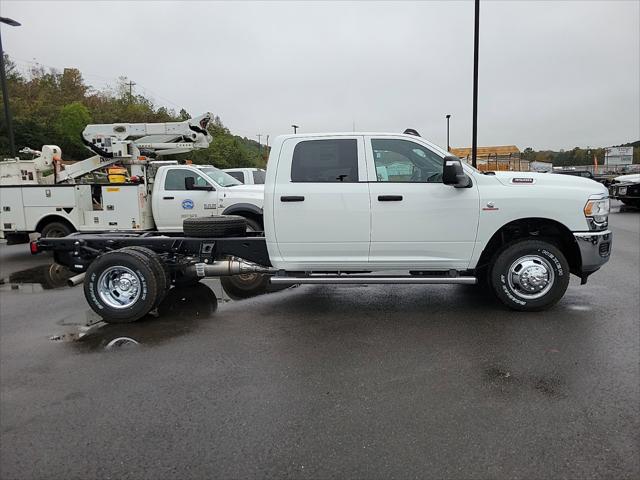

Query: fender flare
left=222, top=203, right=263, bottom=217
left=34, top=214, right=77, bottom=233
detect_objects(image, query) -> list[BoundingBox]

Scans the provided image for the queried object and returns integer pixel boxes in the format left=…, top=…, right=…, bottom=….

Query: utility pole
left=0, top=16, right=21, bottom=158
left=471, top=0, right=480, bottom=168
left=265, top=134, right=269, bottom=148
left=291, top=124, right=299, bottom=134
left=126, top=79, right=136, bottom=102
left=445, top=114, right=451, bottom=152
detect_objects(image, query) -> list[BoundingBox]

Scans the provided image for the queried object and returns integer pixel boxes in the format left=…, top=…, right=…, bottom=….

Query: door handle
left=162, top=196, right=175, bottom=200
left=281, top=196, right=305, bottom=202
left=378, top=195, right=403, bottom=201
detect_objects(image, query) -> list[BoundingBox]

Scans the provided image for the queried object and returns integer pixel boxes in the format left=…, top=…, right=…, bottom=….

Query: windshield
left=198, top=167, right=243, bottom=187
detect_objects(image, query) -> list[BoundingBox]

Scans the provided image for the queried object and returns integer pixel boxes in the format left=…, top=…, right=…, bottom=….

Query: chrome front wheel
left=507, top=255, right=555, bottom=300
left=491, top=240, right=570, bottom=312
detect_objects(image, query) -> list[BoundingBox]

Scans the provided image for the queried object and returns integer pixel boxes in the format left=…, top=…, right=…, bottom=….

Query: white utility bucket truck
left=0, top=114, right=264, bottom=243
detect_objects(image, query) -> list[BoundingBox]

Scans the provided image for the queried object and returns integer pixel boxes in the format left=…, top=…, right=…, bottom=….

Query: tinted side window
left=252, top=170, right=266, bottom=184
left=371, top=139, right=443, bottom=183
left=227, top=171, right=245, bottom=183
left=164, top=169, right=209, bottom=191
left=291, top=139, right=358, bottom=182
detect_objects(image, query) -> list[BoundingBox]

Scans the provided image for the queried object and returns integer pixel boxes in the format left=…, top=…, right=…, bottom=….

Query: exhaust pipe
left=67, top=272, right=86, bottom=287
left=185, top=260, right=276, bottom=278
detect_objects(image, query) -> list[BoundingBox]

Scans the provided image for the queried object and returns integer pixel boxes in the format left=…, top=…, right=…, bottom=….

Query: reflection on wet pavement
left=0, top=263, right=73, bottom=291
left=3, top=261, right=295, bottom=351
left=51, top=283, right=221, bottom=351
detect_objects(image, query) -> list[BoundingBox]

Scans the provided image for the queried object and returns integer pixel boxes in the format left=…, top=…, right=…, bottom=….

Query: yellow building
left=450, top=145, right=528, bottom=171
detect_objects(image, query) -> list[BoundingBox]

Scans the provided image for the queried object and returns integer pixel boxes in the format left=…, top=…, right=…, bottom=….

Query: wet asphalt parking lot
left=0, top=202, right=638, bottom=479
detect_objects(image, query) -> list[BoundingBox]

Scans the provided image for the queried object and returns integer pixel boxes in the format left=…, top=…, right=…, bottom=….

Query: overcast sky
left=2, top=0, right=639, bottom=150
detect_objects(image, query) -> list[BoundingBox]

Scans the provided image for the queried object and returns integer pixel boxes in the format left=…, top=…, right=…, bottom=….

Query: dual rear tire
left=84, top=248, right=168, bottom=323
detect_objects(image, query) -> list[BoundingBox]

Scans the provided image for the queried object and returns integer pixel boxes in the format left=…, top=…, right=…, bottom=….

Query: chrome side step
left=270, top=276, right=477, bottom=285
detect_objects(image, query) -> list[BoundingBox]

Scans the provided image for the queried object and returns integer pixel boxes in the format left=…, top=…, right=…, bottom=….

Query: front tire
left=490, top=239, right=570, bottom=311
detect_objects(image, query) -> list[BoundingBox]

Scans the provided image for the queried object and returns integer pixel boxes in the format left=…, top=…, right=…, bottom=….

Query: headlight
left=584, top=197, right=610, bottom=224
left=618, top=186, right=627, bottom=196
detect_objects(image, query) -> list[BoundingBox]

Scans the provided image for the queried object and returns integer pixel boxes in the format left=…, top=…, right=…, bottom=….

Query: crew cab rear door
left=270, top=136, right=370, bottom=269
left=365, top=136, right=480, bottom=270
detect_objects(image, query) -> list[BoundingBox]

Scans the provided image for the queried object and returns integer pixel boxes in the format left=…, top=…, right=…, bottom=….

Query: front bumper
left=573, top=230, right=612, bottom=282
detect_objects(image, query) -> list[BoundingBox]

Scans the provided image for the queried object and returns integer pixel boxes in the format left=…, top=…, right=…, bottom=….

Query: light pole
left=471, top=0, right=479, bottom=168
left=0, top=16, right=21, bottom=158
left=291, top=124, right=299, bottom=134
left=445, top=114, right=451, bottom=152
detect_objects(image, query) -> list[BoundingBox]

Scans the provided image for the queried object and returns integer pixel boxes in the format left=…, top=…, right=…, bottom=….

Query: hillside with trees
left=0, top=55, right=266, bottom=168
left=522, top=141, right=639, bottom=167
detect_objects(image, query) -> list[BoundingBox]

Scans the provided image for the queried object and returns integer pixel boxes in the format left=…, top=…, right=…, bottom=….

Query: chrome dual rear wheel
left=97, top=266, right=142, bottom=309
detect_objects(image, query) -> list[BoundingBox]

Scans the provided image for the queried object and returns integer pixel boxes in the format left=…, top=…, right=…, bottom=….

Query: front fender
left=222, top=203, right=263, bottom=217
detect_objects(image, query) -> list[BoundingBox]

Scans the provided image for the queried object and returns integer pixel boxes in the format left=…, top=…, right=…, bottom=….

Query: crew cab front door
left=271, top=136, right=371, bottom=269
left=365, top=136, right=479, bottom=270
left=154, top=168, right=219, bottom=231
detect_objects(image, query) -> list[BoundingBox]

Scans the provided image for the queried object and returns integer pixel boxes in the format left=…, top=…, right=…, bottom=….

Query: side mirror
left=442, top=156, right=471, bottom=188
left=185, top=177, right=213, bottom=191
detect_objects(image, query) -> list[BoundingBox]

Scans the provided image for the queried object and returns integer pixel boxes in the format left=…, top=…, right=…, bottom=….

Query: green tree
left=55, top=102, right=92, bottom=158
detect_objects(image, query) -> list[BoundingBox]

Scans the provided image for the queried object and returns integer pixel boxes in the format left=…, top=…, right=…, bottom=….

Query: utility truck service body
left=0, top=114, right=265, bottom=242
left=36, top=132, right=612, bottom=322
left=0, top=163, right=264, bottom=241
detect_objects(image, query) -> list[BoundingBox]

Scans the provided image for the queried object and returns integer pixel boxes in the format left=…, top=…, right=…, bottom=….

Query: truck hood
left=613, top=173, right=640, bottom=184
left=226, top=184, right=264, bottom=193
left=489, top=171, right=608, bottom=195
left=222, top=184, right=264, bottom=207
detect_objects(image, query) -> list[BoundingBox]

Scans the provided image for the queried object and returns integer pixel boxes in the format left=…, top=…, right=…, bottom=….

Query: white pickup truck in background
left=223, top=167, right=266, bottom=185
left=36, top=131, right=612, bottom=321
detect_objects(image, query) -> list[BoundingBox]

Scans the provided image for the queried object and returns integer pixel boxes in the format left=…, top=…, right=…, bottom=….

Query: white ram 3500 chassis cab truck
left=35, top=132, right=612, bottom=322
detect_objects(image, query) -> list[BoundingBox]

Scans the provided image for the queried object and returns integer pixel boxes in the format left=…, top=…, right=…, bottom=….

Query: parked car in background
left=609, top=173, right=640, bottom=208
left=223, top=168, right=266, bottom=185
left=554, top=169, right=594, bottom=179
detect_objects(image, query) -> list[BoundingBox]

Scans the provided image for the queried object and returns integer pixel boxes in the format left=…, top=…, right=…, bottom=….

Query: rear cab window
left=291, top=139, right=359, bottom=182
left=226, top=171, right=245, bottom=183
left=252, top=169, right=266, bottom=184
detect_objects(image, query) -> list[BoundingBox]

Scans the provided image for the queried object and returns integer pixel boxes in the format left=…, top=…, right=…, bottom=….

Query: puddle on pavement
left=0, top=263, right=74, bottom=292
left=51, top=283, right=222, bottom=352
left=46, top=279, right=295, bottom=352
left=1, top=262, right=293, bottom=351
